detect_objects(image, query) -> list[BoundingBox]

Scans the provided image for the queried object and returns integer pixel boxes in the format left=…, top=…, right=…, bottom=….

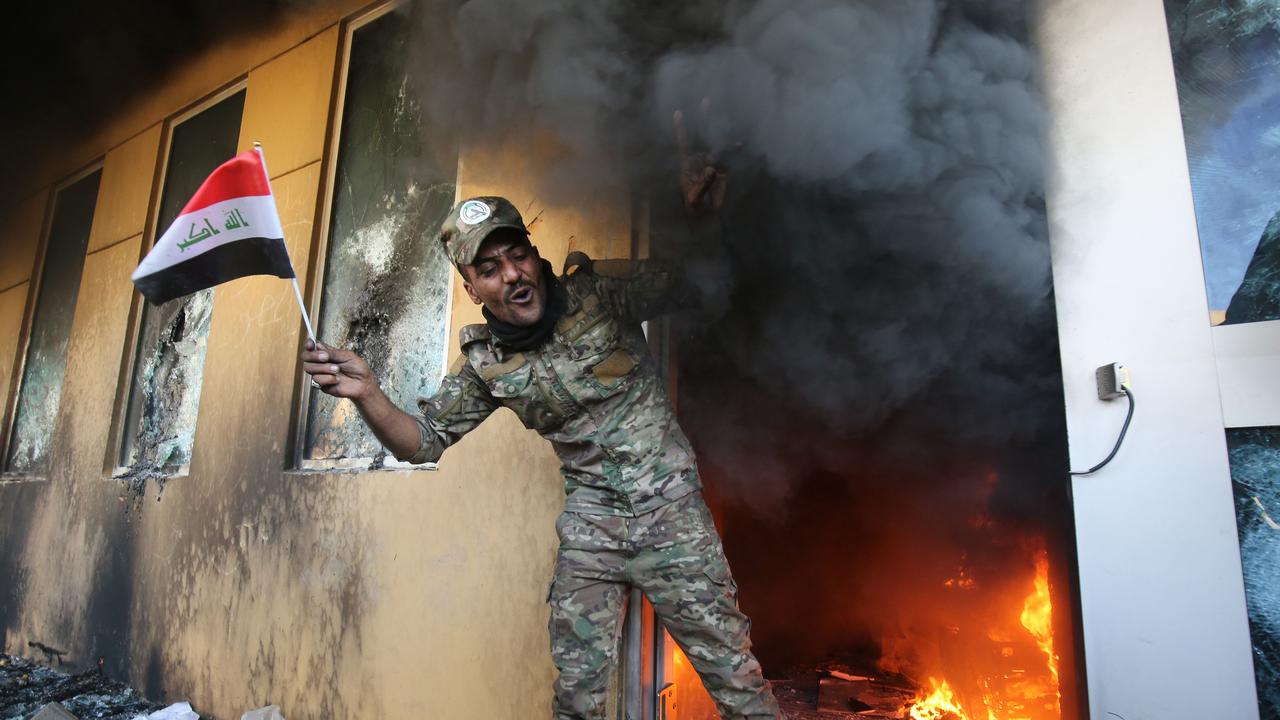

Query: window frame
left=1, top=160, right=105, bottom=481
left=104, top=79, right=249, bottom=481
left=290, top=0, right=454, bottom=473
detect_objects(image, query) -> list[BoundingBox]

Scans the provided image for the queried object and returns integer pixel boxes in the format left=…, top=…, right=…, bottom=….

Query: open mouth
left=509, top=286, right=534, bottom=305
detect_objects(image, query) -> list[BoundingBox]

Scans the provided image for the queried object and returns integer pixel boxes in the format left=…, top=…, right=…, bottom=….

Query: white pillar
left=1036, top=0, right=1259, bottom=717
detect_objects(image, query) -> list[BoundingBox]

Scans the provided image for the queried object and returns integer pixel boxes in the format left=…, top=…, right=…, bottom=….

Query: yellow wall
left=0, top=192, right=50, bottom=292
left=0, top=284, right=30, bottom=430
left=0, top=4, right=630, bottom=718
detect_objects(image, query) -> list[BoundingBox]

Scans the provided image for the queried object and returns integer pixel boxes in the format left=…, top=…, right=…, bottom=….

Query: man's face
left=463, top=230, right=546, bottom=326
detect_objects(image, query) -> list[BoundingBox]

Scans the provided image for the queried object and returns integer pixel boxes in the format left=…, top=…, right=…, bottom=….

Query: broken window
left=4, top=168, right=102, bottom=475
left=300, top=6, right=457, bottom=467
left=117, top=89, right=246, bottom=478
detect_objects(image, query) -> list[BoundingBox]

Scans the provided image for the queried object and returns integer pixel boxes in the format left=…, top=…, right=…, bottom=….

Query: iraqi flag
left=131, top=148, right=295, bottom=305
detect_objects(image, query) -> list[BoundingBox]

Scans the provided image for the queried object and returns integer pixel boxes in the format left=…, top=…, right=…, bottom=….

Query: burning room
left=0, top=1, right=1274, bottom=719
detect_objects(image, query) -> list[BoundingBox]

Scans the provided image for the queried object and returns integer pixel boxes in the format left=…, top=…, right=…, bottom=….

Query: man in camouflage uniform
left=300, top=195, right=780, bottom=719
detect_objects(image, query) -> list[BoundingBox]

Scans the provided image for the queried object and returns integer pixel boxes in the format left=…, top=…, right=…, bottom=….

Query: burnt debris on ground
left=770, top=662, right=918, bottom=720
left=0, top=654, right=165, bottom=720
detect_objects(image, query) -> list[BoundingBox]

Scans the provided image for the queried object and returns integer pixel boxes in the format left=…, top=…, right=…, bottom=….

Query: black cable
left=1070, top=387, right=1135, bottom=476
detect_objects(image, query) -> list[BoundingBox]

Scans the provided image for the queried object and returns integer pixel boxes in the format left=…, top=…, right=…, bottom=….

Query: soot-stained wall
left=0, top=4, right=630, bottom=717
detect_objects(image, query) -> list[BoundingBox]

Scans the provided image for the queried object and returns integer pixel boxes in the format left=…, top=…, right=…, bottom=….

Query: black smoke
left=406, top=0, right=1074, bottom=687
left=407, top=0, right=1065, bottom=508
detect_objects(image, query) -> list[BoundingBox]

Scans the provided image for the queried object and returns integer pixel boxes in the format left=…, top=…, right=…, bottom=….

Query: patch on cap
left=458, top=200, right=492, bottom=226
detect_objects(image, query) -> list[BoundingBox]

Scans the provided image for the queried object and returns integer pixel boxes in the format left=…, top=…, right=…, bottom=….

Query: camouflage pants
left=548, top=491, right=781, bottom=719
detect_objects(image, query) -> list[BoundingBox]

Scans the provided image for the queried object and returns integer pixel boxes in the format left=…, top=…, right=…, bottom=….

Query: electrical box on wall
left=1095, top=362, right=1131, bottom=400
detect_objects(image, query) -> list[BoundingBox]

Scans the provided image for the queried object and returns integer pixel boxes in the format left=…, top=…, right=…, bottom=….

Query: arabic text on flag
left=132, top=150, right=294, bottom=305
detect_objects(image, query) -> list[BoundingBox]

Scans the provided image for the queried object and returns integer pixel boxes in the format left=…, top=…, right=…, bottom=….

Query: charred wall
left=0, top=5, right=625, bottom=718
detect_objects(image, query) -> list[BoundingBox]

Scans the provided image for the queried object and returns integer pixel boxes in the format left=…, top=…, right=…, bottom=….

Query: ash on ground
left=0, top=654, right=167, bottom=720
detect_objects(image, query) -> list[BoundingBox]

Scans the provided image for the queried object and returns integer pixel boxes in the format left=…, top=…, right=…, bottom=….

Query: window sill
left=287, top=458, right=438, bottom=476
left=0, top=473, right=50, bottom=484
left=109, top=464, right=190, bottom=482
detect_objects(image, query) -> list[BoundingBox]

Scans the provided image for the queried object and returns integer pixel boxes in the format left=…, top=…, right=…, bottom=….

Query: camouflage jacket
left=407, top=258, right=700, bottom=516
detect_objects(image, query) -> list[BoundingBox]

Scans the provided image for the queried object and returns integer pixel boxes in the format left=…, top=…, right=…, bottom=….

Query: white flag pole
left=253, top=141, right=317, bottom=344
left=290, top=276, right=317, bottom=344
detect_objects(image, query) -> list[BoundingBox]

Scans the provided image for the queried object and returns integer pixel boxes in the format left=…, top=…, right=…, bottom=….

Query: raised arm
left=300, top=341, right=496, bottom=463
left=575, top=258, right=698, bottom=324
left=573, top=104, right=731, bottom=324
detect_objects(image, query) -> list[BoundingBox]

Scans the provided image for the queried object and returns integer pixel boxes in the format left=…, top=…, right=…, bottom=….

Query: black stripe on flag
left=133, top=236, right=296, bottom=305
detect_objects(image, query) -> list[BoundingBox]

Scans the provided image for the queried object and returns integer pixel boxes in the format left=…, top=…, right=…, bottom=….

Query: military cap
left=439, top=196, right=529, bottom=267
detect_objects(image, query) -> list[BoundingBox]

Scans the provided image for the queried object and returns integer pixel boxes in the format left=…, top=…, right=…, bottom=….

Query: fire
left=903, top=546, right=1061, bottom=720
left=1019, top=549, right=1059, bottom=689
left=943, top=559, right=978, bottom=590
left=909, top=678, right=972, bottom=720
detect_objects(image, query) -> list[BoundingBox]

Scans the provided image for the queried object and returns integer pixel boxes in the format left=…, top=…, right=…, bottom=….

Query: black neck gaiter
left=482, top=260, right=567, bottom=351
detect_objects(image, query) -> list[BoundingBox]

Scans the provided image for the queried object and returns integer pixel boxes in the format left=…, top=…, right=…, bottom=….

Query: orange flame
left=906, top=547, right=1061, bottom=720
left=1019, top=548, right=1061, bottom=714
left=909, top=678, right=972, bottom=720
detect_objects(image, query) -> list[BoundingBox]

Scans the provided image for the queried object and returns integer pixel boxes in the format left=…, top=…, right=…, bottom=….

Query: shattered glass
left=117, top=90, right=244, bottom=490
left=1228, top=426, right=1280, bottom=719
left=302, top=9, right=456, bottom=465
left=4, top=169, right=100, bottom=474
left=117, top=291, right=213, bottom=481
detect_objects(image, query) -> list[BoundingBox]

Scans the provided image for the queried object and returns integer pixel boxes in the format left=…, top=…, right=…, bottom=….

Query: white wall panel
left=1213, top=320, right=1280, bottom=429
left=1036, top=0, right=1259, bottom=717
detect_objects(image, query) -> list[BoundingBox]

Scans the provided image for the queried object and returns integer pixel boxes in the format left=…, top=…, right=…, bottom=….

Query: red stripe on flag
left=178, top=150, right=271, bottom=215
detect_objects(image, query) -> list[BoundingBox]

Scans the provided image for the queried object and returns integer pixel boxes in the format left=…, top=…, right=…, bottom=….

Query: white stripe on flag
left=132, top=195, right=285, bottom=281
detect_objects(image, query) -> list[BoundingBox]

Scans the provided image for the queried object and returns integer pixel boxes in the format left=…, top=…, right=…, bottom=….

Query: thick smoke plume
left=408, top=0, right=1072, bottom=689
left=410, top=0, right=1063, bottom=505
